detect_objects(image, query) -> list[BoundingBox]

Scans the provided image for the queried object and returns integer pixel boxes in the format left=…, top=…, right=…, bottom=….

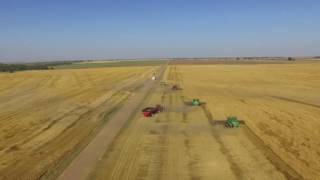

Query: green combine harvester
left=192, top=99, right=201, bottom=106
left=225, top=116, right=240, bottom=128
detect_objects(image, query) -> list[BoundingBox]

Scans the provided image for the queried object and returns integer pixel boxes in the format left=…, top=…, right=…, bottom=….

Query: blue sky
left=1, top=0, right=320, bottom=62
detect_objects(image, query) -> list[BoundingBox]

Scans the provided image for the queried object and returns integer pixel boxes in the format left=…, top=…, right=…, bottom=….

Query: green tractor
left=225, top=116, right=240, bottom=128
left=192, top=99, right=201, bottom=106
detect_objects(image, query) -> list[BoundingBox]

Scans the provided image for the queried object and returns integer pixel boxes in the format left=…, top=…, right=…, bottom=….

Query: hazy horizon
left=1, top=0, right=320, bottom=63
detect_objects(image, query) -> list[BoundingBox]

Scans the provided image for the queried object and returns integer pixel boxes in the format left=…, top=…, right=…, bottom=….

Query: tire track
left=171, top=66, right=243, bottom=179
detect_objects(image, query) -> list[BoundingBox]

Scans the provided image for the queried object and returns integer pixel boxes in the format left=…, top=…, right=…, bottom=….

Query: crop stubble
left=0, top=67, right=154, bottom=179
left=88, top=64, right=307, bottom=179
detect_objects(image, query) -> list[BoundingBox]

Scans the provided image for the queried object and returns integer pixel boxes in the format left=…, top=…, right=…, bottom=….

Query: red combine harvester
left=142, top=104, right=164, bottom=117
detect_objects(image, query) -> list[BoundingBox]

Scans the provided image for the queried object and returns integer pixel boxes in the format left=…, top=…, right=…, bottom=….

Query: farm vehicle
left=142, top=104, right=164, bottom=117
left=225, top=116, right=241, bottom=128
left=171, top=84, right=182, bottom=90
left=191, top=99, right=202, bottom=106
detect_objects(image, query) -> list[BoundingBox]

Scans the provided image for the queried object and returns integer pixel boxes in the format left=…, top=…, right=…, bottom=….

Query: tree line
left=0, top=63, right=51, bottom=73
left=0, top=60, right=78, bottom=73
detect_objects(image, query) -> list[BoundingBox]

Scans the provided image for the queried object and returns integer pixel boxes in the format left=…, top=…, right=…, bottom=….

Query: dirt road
left=57, top=66, right=167, bottom=180
left=88, top=66, right=301, bottom=180
left=0, top=67, right=154, bottom=179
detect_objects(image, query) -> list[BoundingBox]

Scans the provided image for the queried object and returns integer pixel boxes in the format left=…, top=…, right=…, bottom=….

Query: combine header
left=211, top=116, right=244, bottom=128
left=184, top=99, right=204, bottom=106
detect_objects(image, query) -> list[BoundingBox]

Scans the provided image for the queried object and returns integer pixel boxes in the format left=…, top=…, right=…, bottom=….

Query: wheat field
left=179, top=62, right=320, bottom=179
left=0, top=62, right=319, bottom=179
left=0, top=66, right=155, bottom=179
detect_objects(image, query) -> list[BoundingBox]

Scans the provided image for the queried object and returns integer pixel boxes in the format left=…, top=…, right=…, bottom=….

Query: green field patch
left=54, top=60, right=167, bottom=69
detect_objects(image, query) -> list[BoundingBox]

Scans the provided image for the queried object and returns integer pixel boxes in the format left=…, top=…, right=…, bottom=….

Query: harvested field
left=88, top=63, right=319, bottom=180
left=0, top=66, right=155, bottom=179
left=1, top=61, right=319, bottom=180
left=178, top=63, right=320, bottom=179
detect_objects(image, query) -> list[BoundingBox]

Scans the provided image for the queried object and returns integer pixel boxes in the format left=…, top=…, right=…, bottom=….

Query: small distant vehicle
left=152, top=73, right=156, bottom=80
left=142, top=104, right=164, bottom=117
left=225, top=116, right=241, bottom=128
left=152, top=76, right=156, bottom=80
left=171, top=84, right=182, bottom=90
left=191, top=99, right=201, bottom=106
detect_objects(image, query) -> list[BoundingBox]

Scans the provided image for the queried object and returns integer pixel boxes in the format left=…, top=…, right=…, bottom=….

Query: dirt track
left=57, top=65, right=167, bottom=180
left=0, top=67, right=154, bottom=179
left=88, top=66, right=301, bottom=180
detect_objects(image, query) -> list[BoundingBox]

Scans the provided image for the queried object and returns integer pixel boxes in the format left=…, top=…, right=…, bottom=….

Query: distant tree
left=288, top=57, right=295, bottom=61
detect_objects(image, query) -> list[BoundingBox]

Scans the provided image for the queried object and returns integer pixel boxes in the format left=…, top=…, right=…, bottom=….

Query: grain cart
left=172, top=84, right=182, bottom=90
left=142, top=104, right=164, bottom=117
left=225, top=116, right=240, bottom=128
